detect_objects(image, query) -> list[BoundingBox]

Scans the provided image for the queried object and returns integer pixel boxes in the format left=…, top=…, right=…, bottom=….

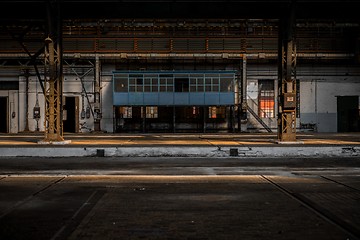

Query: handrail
left=247, top=95, right=274, bottom=122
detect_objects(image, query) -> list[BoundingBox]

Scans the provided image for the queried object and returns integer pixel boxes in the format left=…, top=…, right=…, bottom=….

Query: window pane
left=144, top=78, right=151, bottom=85
left=114, top=77, right=128, bottom=92
left=152, top=85, right=158, bottom=92
left=167, top=86, right=173, bottom=92
left=258, top=80, right=275, bottom=118
left=129, top=86, right=136, bottom=92
left=160, top=79, right=166, bottom=85
left=136, top=85, right=143, bottom=92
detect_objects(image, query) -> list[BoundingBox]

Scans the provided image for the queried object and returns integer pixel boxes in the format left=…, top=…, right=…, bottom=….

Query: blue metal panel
left=144, top=93, right=159, bottom=105
left=113, top=70, right=236, bottom=75
left=128, top=93, right=144, bottom=105
left=113, top=93, right=129, bottom=105
left=158, top=93, right=174, bottom=105
left=174, top=93, right=190, bottom=105
left=189, top=93, right=205, bottom=105
left=112, top=70, right=237, bottom=106
left=204, top=93, right=220, bottom=105
left=219, top=93, right=235, bottom=105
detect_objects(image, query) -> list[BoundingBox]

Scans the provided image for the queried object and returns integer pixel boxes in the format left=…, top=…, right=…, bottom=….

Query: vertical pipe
left=24, top=70, right=29, bottom=132
left=203, top=106, right=206, bottom=133
left=142, top=106, right=145, bottom=133
left=241, top=55, right=247, bottom=132
left=57, top=0, right=64, bottom=138
left=234, top=70, right=239, bottom=131
left=242, top=55, right=247, bottom=108
left=94, top=55, right=101, bottom=131
left=173, top=106, right=176, bottom=133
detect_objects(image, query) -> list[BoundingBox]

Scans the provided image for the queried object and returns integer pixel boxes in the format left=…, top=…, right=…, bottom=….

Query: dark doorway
left=0, top=97, right=8, bottom=133
left=63, top=96, right=76, bottom=133
left=337, top=96, right=359, bottom=132
left=175, top=78, right=189, bottom=92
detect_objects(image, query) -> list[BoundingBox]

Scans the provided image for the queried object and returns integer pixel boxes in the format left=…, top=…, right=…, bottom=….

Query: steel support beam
left=277, top=1, right=297, bottom=142
left=40, top=0, right=68, bottom=143
left=240, top=55, right=248, bottom=132
left=42, top=37, right=63, bottom=142
left=94, top=55, right=102, bottom=132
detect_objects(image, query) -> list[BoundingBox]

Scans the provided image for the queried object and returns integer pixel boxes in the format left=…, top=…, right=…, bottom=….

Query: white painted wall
left=300, top=76, right=360, bottom=132
left=18, top=77, right=44, bottom=132
left=101, top=75, right=114, bottom=133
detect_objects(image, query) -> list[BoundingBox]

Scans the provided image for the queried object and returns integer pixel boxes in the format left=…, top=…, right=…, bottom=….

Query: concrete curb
left=0, top=146, right=359, bottom=157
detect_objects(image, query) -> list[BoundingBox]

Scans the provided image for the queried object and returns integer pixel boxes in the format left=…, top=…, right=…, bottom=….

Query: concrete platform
left=0, top=132, right=359, bottom=157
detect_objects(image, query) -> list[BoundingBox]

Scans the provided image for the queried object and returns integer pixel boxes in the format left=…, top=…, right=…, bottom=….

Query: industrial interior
left=0, top=0, right=359, bottom=142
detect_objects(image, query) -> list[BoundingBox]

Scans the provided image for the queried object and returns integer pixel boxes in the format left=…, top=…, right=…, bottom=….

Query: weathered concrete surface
left=0, top=145, right=360, bottom=157
left=0, top=132, right=359, bottom=157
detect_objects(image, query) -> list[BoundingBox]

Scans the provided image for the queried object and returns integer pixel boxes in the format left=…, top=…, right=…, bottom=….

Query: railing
left=247, top=96, right=273, bottom=133
left=247, top=106, right=273, bottom=133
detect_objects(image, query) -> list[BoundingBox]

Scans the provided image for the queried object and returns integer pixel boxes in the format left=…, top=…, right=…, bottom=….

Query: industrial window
left=208, top=106, right=226, bottom=119
left=146, top=106, right=158, bottom=118
left=129, top=74, right=143, bottom=92
left=220, top=74, right=233, bottom=92
left=159, top=75, right=173, bottom=92
left=192, top=106, right=198, bottom=116
left=114, top=76, right=128, bottom=92
left=119, top=107, right=132, bottom=118
left=143, top=75, right=158, bottom=92
left=197, top=77, right=204, bottom=92
left=0, top=81, right=19, bottom=90
left=113, top=71, right=235, bottom=93
left=189, top=77, right=197, bottom=92
left=188, top=106, right=199, bottom=118
left=258, top=80, right=275, bottom=118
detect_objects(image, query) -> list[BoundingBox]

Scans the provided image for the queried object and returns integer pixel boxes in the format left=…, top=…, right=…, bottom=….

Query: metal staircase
left=247, top=105, right=273, bottom=133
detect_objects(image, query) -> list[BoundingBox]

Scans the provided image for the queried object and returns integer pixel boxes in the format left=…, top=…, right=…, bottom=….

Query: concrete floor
left=0, top=156, right=359, bottom=240
left=1, top=132, right=360, bottom=146
left=0, top=132, right=359, bottom=239
left=0, top=132, right=359, bottom=157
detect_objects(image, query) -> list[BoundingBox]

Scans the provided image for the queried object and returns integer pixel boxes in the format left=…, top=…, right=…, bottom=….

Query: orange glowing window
left=258, top=80, right=275, bottom=118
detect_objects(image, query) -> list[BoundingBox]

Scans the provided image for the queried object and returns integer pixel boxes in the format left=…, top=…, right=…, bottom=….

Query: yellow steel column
left=42, top=36, right=64, bottom=142
left=277, top=1, right=297, bottom=143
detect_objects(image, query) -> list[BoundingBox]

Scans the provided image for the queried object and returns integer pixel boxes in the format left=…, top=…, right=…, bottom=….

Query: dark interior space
left=0, top=97, right=7, bottom=133
left=337, top=96, right=360, bottom=132
left=63, top=97, right=76, bottom=133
